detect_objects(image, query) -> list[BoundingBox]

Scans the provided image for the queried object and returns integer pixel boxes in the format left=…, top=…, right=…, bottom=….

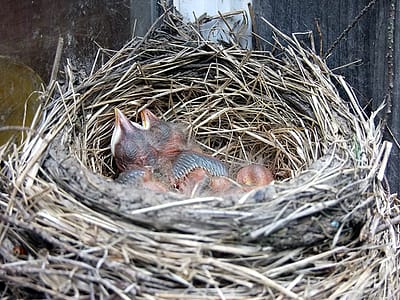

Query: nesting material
left=0, top=9, right=398, bottom=299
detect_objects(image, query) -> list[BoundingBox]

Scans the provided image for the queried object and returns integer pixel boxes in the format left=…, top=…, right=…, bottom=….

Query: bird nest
left=1, top=9, right=398, bottom=299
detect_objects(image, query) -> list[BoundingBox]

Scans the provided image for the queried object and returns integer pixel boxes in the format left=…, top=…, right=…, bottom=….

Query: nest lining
left=0, top=8, right=397, bottom=300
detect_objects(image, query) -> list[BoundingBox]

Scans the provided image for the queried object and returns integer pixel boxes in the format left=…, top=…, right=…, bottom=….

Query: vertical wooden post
left=386, top=0, right=399, bottom=193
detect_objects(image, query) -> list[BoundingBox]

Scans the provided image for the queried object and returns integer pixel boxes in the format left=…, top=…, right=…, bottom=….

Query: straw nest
left=1, top=9, right=398, bottom=300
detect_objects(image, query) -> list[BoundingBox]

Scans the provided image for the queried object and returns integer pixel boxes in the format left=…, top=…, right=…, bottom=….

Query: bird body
left=140, top=109, right=191, bottom=159
left=116, top=168, right=168, bottom=192
left=172, top=150, right=228, bottom=180
left=236, top=164, right=274, bottom=192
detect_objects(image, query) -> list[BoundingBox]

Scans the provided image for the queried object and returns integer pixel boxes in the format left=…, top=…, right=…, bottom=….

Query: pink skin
left=140, top=108, right=189, bottom=159
left=236, top=164, right=274, bottom=189
left=112, top=108, right=273, bottom=195
left=176, top=168, right=241, bottom=196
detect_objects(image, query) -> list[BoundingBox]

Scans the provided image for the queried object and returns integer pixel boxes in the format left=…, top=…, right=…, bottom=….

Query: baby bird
left=140, top=108, right=190, bottom=159
left=112, top=108, right=273, bottom=195
left=111, top=108, right=158, bottom=172
left=137, top=109, right=232, bottom=194
left=116, top=168, right=168, bottom=192
left=236, top=164, right=274, bottom=191
left=172, top=150, right=230, bottom=195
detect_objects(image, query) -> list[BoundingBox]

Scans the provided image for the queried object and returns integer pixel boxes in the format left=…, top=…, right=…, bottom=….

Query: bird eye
left=124, top=140, right=138, bottom=160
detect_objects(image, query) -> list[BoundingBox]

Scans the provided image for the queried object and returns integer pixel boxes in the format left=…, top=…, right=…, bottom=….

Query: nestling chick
left=236, top=164, right=274, bottom=191
left=111, top=108, right=158, bottom=172
left=172, top=150, right=232, bottom=195
left=116, top=168, right=168, bottom=192
left=111, top=107, right=270, bottom=196
left=140, top=108, right=190, bottom=158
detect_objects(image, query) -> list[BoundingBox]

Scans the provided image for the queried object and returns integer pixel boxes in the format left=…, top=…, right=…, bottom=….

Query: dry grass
left=0, top=8, right=398, bottom=300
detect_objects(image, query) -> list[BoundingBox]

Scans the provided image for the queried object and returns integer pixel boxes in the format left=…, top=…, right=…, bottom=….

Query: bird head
left=140, top=108, right=159, bottom=130
left=140, top=108, right=172, bottom=142
left=111, top=108, right=143, bottom=156
left=111, top=108, right=157, bottom=172
left=140, top=108, right=188, bottom=157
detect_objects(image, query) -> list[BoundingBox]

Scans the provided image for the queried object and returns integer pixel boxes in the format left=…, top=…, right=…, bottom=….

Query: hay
left=1, top=8, right=398, bottom=299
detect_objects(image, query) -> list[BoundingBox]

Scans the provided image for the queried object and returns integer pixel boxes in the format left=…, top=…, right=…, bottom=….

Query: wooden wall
left=254, top=0, right=399, bottom=193
left=0, top=0, right=131, bottom=82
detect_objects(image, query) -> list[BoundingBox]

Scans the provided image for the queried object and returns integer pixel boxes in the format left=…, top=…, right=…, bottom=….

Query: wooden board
left=254, top=0, right=399, bottom=193
left=0, top=0, right=131, bottom=81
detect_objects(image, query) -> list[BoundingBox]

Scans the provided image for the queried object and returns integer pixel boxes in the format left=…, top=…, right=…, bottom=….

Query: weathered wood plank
left=254, top=0, right=399, bottom=193
left=386, top=0, right=400, bottom=194
left=254, top=1, right=374, bottom=106
left=0, top=0, right=131, bottom=81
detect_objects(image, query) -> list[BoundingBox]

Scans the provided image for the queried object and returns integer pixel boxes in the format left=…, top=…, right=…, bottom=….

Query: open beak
left=115, top=108, right=145, bottom=129
left=111, top=108, right=125, bottom=156
left=140, top=108, right=159, bottom=130
left=111, top=108, right=143, bottom=156
left=114, top=108, right=131, bottom=129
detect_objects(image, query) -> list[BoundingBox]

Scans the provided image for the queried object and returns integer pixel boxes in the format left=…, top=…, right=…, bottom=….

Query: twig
left=48, top=37, right=64, bottom=88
